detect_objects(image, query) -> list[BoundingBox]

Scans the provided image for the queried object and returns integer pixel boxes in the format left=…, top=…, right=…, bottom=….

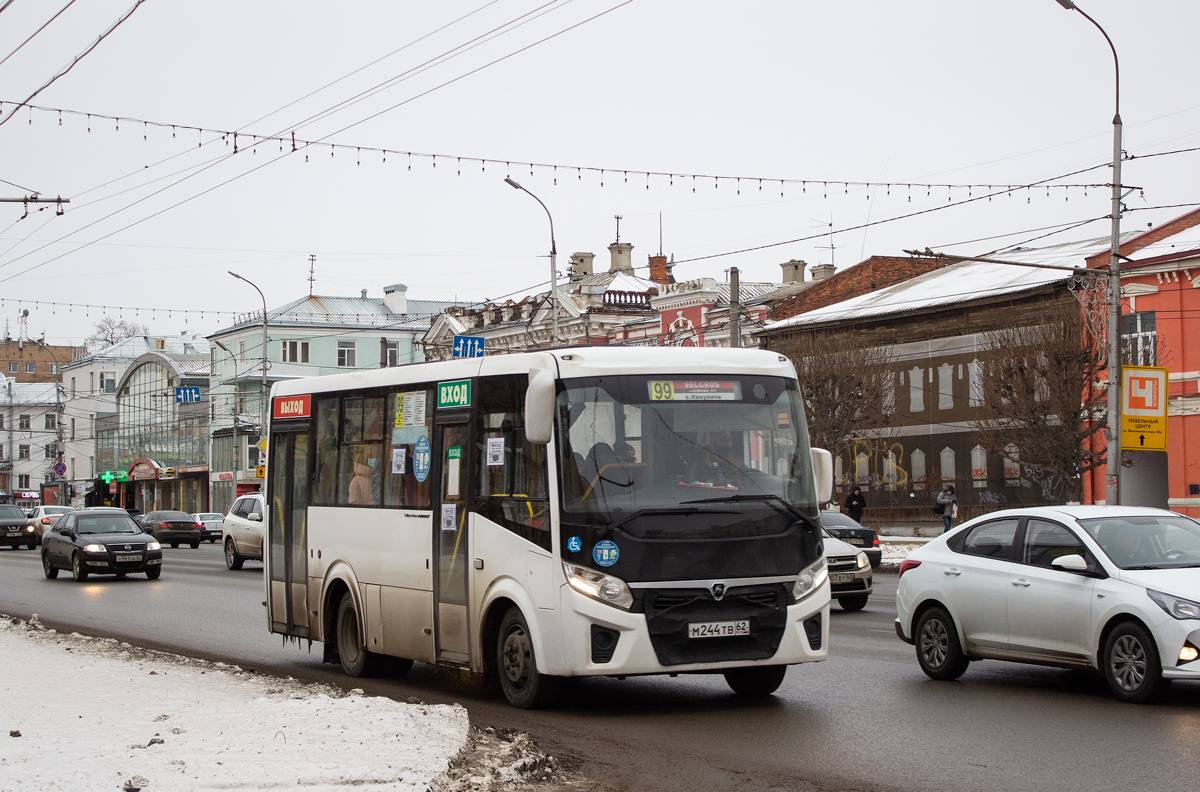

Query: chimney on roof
left=781, top=259, right=805, bottom=284
left=810, top=263, right=835, bottom=281
left=383, top=283, right=408, bottom=315
left=361, top=289, right=368, bottom=300
left=648, top=254, right=674, bottom=285
left=569, top=252, right=594, bottom=282
left=608, top=241, right=634, bottom=274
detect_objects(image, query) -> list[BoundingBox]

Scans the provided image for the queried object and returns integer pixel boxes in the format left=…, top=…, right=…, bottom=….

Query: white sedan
left=895, top=506, right=1200, bottom=703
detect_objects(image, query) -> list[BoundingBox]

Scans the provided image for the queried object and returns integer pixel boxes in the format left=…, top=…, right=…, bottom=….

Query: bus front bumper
left=554, top=581, right=830, bottom=677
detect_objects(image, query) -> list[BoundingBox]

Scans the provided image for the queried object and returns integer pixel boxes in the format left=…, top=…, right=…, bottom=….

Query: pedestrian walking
left=936, top=484, right=957, bottom=533
left=845, top=485, right=866, bottom=523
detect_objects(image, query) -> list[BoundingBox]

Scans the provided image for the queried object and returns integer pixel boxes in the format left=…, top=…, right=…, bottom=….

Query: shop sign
left=17, top=491, right=39, bottom=499
left=178, top=465, right=209, bottom=474
left=130, top=463, right=159, bottom=481
left=273, top=394, right=311, bottom=420
left=100, top=470, right=130, bottom=483
left=158, top=468, right=177, bottom=480
left=214, top=471, right=234, bottom=482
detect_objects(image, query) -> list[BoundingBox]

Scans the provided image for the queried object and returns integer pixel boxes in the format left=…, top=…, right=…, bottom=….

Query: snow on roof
left=69, top=334, right=210, bottom=366
left=213, top=295, right=465, bottom=335
left=763, top=235, right=1118, bottom=330
left=4, top=379, right=58, bottom=406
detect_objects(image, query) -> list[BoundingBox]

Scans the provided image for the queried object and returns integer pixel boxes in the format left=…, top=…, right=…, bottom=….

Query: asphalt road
left=2, top=543, right=1198, bottom=792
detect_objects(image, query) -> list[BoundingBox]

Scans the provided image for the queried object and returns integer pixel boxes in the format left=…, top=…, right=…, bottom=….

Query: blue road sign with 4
left=175, top=386, right=202, bottom=404
left=452, top=335, right=485, bottom=359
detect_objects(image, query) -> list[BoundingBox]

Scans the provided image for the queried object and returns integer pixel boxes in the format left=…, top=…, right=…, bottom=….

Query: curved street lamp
left=504, top=177, right=559, bottom=345
left=228, top=272, right=270, bottom=436
left=1055, top=0, right=1123, bottom=505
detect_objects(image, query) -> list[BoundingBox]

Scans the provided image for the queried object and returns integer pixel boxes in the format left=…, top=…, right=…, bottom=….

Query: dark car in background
left=1, top=504, right=37, bottom=549
left=41, top=507, right=162, bottom=581
left=820, top=510, right=881, bottom=568
left=139, top=510, right=202, bottom=548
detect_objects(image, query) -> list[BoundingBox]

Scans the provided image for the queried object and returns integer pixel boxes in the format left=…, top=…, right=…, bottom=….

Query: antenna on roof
left=614, top=215, right=623, bottom=243
left=658, top=211, right=663, bottom=256
left=308, top=254, right=316, bottom=297
left=813, top=214, right=836, bottom=269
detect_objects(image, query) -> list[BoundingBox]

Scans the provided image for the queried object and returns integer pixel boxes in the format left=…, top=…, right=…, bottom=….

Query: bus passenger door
left=267, top=430, right=310, bottom=637
left=433, top=416, right=471, bottom=665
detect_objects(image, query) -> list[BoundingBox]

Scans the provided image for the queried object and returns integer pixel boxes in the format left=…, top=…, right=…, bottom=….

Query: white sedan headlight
left=563, top=563, right=633, bottom=610
left=1148, top=589, right=1200, bottom=621
left=83, top=544, right=106, bottom=553
left=793, top=557, right=828, bottom=601
left=856, top=551, right=869, bottom=569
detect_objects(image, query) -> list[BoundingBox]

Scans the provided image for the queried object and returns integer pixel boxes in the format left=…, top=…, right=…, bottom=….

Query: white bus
left=264, top=347, right=834, bottom=708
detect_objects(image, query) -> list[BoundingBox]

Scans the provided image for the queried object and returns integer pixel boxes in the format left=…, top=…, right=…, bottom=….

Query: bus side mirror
left=526, top=367, right=556, bottom=444
left=810, top=448, right=833, bottom=504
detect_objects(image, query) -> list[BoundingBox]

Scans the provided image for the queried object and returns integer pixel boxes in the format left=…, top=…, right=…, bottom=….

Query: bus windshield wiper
left=598, top=507, right=727, bottom=540
left=680, top=493, right=805, bottom=521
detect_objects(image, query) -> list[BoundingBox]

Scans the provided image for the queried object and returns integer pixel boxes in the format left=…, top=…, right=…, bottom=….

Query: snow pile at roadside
left=0, top=615, right=469, bottom=791
left=877, top=541, right=926, bottom=572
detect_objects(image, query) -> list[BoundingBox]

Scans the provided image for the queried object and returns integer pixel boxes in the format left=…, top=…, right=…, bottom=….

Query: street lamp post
left=228, top=272, right=270, bottom=444
left=1056, top=0, right=1123, bottom=505
left=504, top=177, right=559, bottom=345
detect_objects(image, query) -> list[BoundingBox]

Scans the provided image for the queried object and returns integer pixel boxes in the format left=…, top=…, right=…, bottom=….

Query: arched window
left=971, top=445, right=987, bottom=488
left=940, top=447, right=956, bottom=485
left=911, top=448, right=927, bottom=491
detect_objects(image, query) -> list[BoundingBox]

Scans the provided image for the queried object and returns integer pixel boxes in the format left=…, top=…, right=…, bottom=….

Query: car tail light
left=872, top=535, right=880, bottom=546
left=194, top=523, right=203, bottom=529
left=898, top=560, right=921, bottom=579
left=41, top=517, right=51, bottom=524
left=160, top=522, right=172, bottom=528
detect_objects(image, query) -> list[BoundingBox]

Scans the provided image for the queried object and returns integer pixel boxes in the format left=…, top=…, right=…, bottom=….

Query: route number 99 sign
left=648, top=380, right=741, bottom=401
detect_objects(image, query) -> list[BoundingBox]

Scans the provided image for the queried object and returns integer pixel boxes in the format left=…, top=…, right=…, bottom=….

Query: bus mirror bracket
left=526, top=367, right=556, bottom=444
left=810, top=448, right=833, bottom=505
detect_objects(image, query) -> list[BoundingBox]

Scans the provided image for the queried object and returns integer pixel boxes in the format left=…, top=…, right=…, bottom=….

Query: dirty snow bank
left=0, top=615, right=468, bottom=791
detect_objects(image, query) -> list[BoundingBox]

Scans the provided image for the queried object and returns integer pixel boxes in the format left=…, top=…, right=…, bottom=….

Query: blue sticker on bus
left=593, top=540, right=619, bottom=567
left=413, top=435, right=431, bottom=483
left=567, top=536, right=582, bottom=553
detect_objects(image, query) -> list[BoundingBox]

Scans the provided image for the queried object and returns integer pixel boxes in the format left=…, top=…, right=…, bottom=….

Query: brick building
left=1, top=338, right=81, bottom=384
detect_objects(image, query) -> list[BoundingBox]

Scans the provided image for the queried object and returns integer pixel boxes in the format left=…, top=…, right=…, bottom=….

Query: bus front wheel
left=497, top=607, right=560, bottom=709
left=336, top=592, right=386, bottom=677
left=723, top=665, right=787, bottom=696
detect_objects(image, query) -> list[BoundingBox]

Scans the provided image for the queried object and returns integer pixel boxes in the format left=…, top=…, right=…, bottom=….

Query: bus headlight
left=792, top=557, right=827, bottom=602
left=563, top=563, right=633, bottom=611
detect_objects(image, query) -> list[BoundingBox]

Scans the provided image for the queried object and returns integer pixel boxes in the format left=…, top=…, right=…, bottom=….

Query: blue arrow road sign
left=452, top=335, right=485, bottom=359
left=175, top=386, right=202, bottom=404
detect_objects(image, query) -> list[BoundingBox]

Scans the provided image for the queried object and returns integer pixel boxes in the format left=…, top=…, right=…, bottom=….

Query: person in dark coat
left=845, top=485, right=866, bottom=523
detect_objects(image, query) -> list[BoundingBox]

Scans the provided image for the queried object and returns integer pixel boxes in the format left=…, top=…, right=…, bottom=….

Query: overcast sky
left=1, top=0, right=1197, bottom=346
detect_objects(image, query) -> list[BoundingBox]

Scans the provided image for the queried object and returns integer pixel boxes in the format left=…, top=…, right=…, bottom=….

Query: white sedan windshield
left=1077, top=514, right=1200, bottom=569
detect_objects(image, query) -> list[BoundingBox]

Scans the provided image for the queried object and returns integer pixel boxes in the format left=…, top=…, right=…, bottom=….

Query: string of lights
left=0, top=99, right=1117, bottom=197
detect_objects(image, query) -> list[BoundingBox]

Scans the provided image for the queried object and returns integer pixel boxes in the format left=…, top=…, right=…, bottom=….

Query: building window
left=908, top=366, right=924, bottom=413
left=45, top=414, right=56, bottom=430
left=49, top=364, right=58, bottom=374
left=0, top=414, right=4, bottom=429
left=45, top=443, right=55, bottom=459
left=938, top=363, right=954, bottom=410
left=100, top=372, right=116, bottom=393
left=940, top=447, right=956, bottom=484
left=18, top=414, right=30, bottom=430
left=882, top=371, right=895, bottom=415
left=971, top=445, right=987, bottom=488
left=71, top=418, right=76, bottom=441
left=7, top=362, right=15, bottom=373
left=155, top=338, right=166, bottom=351
left=1121, top=311, right=1156, bottom=365
left=337, top=341, right=357, bottom=368
left=25, top=362, right=35, bottom=374
left=855, top=451, right=870, bottom=489
left=1003, top=444, right=1020, bottom=484
left=17, top=474, right=29, bottom=489
left=70, top=377, right=76, bottom=397
left=282, top=340, right=310, bottom=363
left=968, top=359, right=984, bottom=407
left=238, top=340, right=246, bottom=362
left=911, top=448, right=927, bottom=491
left=385, top=341, right=400, bottom=368
left=18, top=444, right=30, bottom=460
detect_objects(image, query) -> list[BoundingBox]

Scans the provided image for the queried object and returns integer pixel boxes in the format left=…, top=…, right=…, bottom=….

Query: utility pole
left=729, top=267, right=741, bottom=349
left=308, top=254, right=317, bottom=297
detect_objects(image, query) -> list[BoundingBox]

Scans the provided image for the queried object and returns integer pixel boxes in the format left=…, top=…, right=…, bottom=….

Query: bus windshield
left=557, top=374, right=817, bottom=538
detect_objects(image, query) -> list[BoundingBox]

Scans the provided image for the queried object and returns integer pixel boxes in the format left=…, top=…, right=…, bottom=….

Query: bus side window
left=384, top=387, right=434, bottom=509
left=314, top=397, right=340, bottom=506
left=338, top=397, right=384, bottom=507
left=476, top=375, right=550, bottom=552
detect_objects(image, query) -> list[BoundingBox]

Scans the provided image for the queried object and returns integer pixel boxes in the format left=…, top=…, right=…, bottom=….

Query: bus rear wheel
left=724, top=665, right=787, bottom=696
left=336, top=592, right=386, bottom=677
left=497, top=607, right=560, bottom=709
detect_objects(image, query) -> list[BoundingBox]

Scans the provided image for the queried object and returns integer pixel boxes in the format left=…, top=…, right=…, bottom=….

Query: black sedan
left=820, top=510, right=881, bottom=568
left=41, top=508, right=162, bottom=581
left=0, top=504, right=38, bottom=549
left=139, top=510, right=202, bottom=548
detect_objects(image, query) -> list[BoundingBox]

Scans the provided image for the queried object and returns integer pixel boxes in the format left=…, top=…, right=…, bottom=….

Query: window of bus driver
left=474, top=376, right=550, bottom=551
left=555, top=375, right=821, bottom=580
